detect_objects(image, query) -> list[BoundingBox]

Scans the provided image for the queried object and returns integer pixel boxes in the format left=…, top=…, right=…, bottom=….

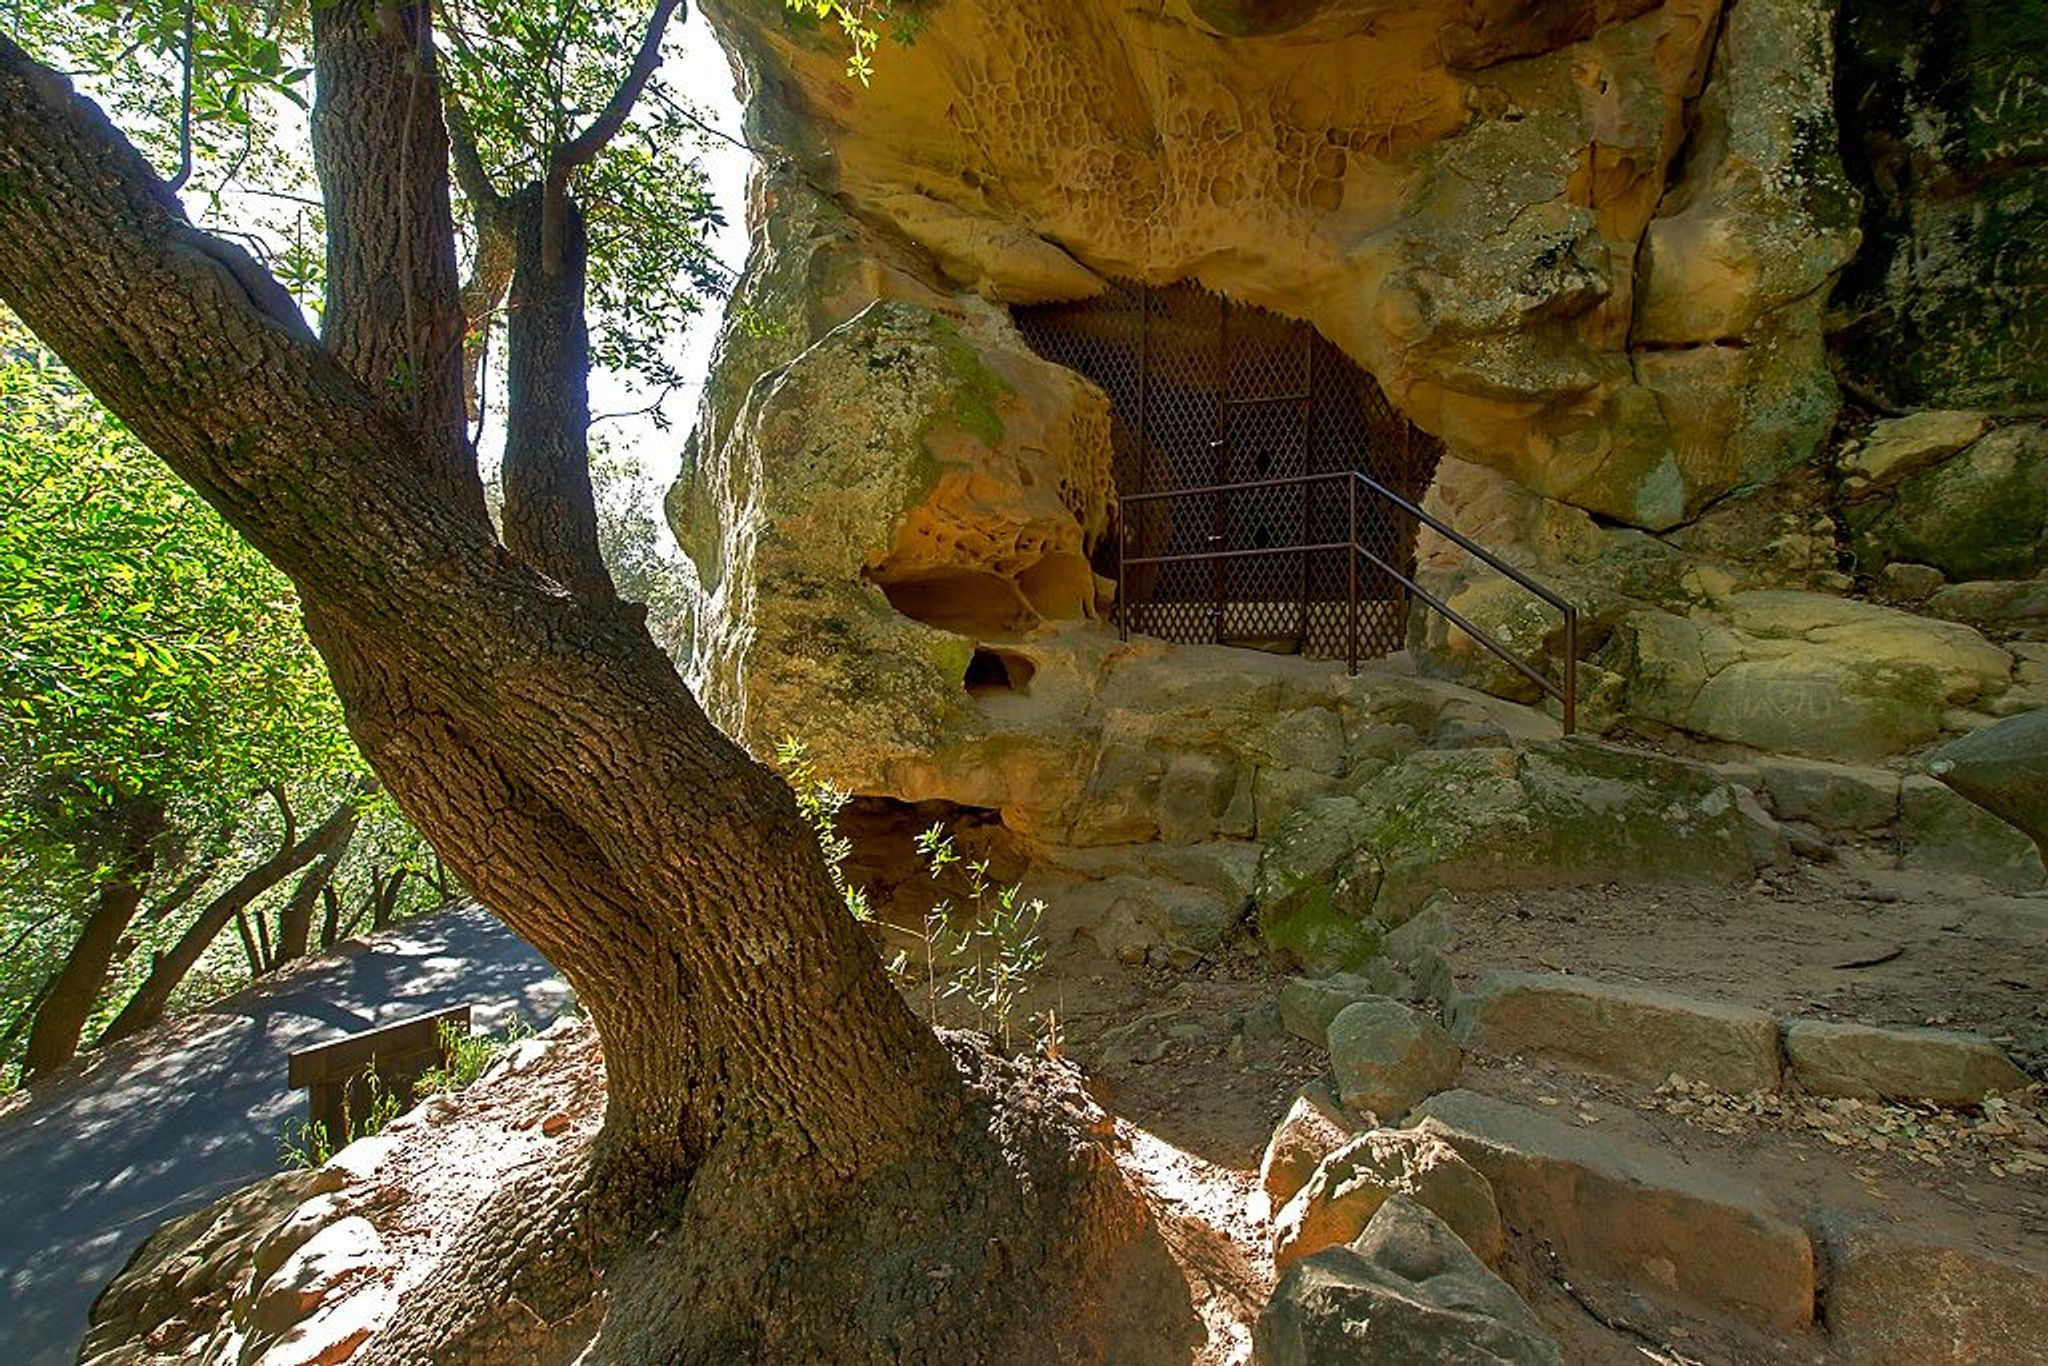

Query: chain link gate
left=1015, top=279, right=1444, bottom=664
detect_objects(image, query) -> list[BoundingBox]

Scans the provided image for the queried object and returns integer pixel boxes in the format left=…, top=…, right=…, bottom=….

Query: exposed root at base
left=364, top=1032, right=1198, bottom=1365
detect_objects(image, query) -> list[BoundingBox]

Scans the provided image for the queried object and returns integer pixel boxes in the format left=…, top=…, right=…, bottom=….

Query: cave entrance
left=1015, top=279, right=1444, bottom=664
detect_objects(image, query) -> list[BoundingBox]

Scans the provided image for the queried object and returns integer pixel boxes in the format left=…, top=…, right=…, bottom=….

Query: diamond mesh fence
left=1015, top=279, right=1444, bottom=662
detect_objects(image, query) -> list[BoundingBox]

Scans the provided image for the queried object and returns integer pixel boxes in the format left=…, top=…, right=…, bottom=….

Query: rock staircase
left=1259, top=962, right=2048, bottom=1362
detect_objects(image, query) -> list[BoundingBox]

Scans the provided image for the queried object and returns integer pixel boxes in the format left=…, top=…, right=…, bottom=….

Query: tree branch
left=553, top=0, right=684, bottom=175
left=142, top=855, right=224, bottom=925
left=443, top=88, right=504, bottom=212
left=264, top=780, right=296, bottom=852
left=0, top=908, right=66, bottom=964
left=448, top=90, right=518, bottom=422
left=538, top=0, right=684, bottom=273
left=165, top=0, right=196, bottom=191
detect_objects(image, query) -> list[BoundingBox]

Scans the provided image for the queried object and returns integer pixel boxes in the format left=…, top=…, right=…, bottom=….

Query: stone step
left=1449, top=968, right=2034, bottom=1107
left=1821, top=1215, right=2048, bottom=1365
left=1449, top=970, right=1783, bottom=1093
left=1748, top=754, right=1901, bottom=832
left=1410, top=1089, right=1815, bottom=1332
left=1783, top=1019, right=2029, bottom=1106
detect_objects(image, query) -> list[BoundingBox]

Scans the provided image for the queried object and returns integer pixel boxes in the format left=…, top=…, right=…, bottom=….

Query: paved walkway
left=0, top=903, right=569, bottom=1366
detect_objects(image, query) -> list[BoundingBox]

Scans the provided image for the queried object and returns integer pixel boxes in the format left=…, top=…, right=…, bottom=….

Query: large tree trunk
left=99, top=786, right=366, bottom=1044
left=367, top=864, right=407, bottom=931
left=319, top=882, right=345, bottom=950
left=308, top=0, right=482, bottom=523
left=500, top=186, right=617, bottom=603
left=0, top=29, right=1190, bottom=1363
left=20, top=797, right=163, bottom=1077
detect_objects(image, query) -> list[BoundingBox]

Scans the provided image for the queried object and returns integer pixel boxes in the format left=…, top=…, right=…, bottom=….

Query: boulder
left=80, top=1169, right=333, bottom=1366
left=1849, top=425, right=2048, bottom=582
left=1608, top=593, right=2013, bottom=762
left=1898, top=775, right=2048, bottom=891
left=1928, top=708, right=2048, bottom=860
left=1839, top=411, right=1991, bottom=493
left=1782, top=1019, right=2030, bottom=1106
left=1403, top=947, right=1456, bottom=1009
left=245, top=1215, right=384, bottom=1338
left=1259, top=1084, right=1356, bottom=1213
left=1255, top=796, right=1387, bottom=976
left=1256, top=1196, right=1561, bottom=1366
left=1874, top=561, right=1945, bottom=603
left=1381, top=895, right=1455, bottom=965
left=1821, top=1215, right=2048, bottom=1365
left=1272, top=1129, right=1503, bottom=1274
left=252, top=1284, right=391, bottom=1366
left=249, top=1192, right=354, bottom=1288
left=1923, top=579, right=2048, bottom=636
left=1326, top=999, right=1461, bottom=1120
left=1278, top=973, right=1401, bottom=1048
left=1412, top=1090, right=1816, bottom=1331
left=1753, top=756, right=1900, bottom=832
left=1450, top=971, right=1783, bottom=1093
left=1260, top=743, right=1780, bottom=936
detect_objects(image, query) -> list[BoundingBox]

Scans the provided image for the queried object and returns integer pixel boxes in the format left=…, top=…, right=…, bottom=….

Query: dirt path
left=1455, top=856, right=2048, bottom=1075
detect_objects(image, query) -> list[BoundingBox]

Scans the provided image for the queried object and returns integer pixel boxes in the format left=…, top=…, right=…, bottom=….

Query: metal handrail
left=1116, top=469, right=1578, bottom=733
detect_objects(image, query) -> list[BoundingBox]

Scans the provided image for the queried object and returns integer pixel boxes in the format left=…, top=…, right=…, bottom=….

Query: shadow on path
left=0, top=902, right=569, bottom=1366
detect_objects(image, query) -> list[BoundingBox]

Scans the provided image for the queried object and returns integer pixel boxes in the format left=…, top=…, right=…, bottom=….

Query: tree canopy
left=0, top=310, right=398, bottom=1080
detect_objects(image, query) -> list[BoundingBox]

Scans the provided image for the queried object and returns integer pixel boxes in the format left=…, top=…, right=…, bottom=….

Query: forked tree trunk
left=273, top=844, right=348, bottom=968
left=20, top=796, right=163, bottom=1077
left=0, top=26, right=1189, bottom=1363
left=501, top=185, right=617, bottom=603
left=368, top=864, right=407, bottom=930
left=307, top=0, right=480, bottom=523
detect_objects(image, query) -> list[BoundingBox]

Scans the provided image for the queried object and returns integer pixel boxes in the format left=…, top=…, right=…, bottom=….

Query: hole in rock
left=964, top=646, right=1036, bottom=697
left=832, top=796, right=1031, bottom=943
left=874, top=569, right=1035, bottom=636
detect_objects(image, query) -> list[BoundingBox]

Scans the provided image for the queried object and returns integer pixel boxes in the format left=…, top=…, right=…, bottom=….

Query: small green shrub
left=775, top=736, right=871, bottom=923
left=777, top=735, right=1053, bottom=1053
left=279, top=1066, right=399, bottom=1170
left=279, top=1116, right=332, bottom=1170
left=416, top=1016, right=533, bottom=1097
left=913, top=825, right=1046, bottom=1052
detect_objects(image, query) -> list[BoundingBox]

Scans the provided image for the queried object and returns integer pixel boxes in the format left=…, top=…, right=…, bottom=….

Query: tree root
left=365, top=1033, right=1198, bottom=1365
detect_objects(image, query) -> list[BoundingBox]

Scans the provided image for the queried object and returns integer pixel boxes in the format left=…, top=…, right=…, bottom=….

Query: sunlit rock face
left=691, top=0, right=1854, bottom=531
left=672, top=0, right=1863, bottom=779
left=669, top=1, right=2039, bottom=955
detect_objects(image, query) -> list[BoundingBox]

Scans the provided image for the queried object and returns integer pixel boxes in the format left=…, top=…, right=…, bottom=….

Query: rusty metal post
left=1299, top=330, right=1314, bottom=648
left=1116, top=511, right=1129, bottom=642
left=1133, top=286, right=1147, bottom=642
left=1347, top=474, right=1359, bottom=675
left=1562, top=606, right=1578, bottom=735
left=1210, top=292, right=1229, bottom=643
